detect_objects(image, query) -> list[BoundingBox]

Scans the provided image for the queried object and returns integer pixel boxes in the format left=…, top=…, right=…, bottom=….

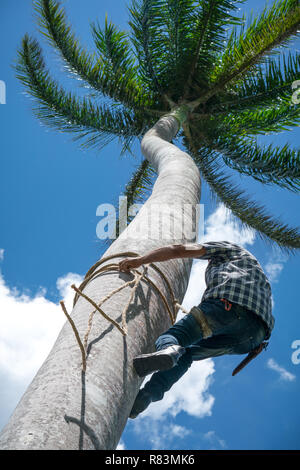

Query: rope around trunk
left=60, top=252, right=189, bottom=371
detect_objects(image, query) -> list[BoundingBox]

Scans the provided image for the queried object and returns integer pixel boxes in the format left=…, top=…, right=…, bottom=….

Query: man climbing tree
left=119, top=241, right=273, bottom=418
left=1, top=0, right=299, bottom=450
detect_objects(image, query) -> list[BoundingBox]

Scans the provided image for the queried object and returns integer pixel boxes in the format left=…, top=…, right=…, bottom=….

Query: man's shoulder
left=202, top=241, right=247, bottom=256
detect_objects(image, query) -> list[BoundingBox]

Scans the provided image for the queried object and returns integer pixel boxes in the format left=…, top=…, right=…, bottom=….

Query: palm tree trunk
left=0, top=110, right=201, bottom=450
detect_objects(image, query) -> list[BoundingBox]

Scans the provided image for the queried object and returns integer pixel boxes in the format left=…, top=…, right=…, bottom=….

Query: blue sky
left=0, top=0, right=300, bottom=450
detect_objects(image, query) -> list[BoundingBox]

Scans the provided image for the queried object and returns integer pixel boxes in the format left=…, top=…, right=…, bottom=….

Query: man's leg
left=130, top=299, right=265, bottom=418
left=133, top=311, right=204, bottom=377
left=130, top=349, right=193, bottom=418
left=130, top=312, right=205, bottom=418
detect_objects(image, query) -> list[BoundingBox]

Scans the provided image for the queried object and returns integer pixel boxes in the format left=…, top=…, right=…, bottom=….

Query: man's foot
left=133, top=345, right=185, bottom=377
left=129, top=389, right=152, bottom=419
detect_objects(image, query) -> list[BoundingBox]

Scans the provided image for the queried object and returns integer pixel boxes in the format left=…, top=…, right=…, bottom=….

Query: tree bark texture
left=0, top=113, right=201, bottom=450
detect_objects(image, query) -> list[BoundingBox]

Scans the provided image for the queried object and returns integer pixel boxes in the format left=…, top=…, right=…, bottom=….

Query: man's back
left=195, top=241, right=274, bottom=338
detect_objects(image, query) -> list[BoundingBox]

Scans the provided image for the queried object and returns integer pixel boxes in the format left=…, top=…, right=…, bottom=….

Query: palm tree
left=0, top=0, right=300, bottom=450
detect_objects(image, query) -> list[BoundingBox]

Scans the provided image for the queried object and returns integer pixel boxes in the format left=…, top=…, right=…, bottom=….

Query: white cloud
left=0, top=269, right=83, bottom=429
left=265, top=262, right=284, bottom=283
left=0, top=249, right=4, bottom=262
left=264, top=242, right=288, bottom=282
left=264, top=249, right=288, bottom=283
left=132, top=419, right=192, bottom=449
left=116, top=440, right=126, bottom=450
left=262, top=249, right=288, bottom=309
left=138, top=358, right=215, bottom=422
left=0, top=271, right=82, bottom=381
left=267, top=358, right=296, bottom=382
left=201, top=204, right=255, bottom=247
left=178, top=260, right=207, bottom=315
left=152, top=422, right=191, bottom=448
left=56, top=272, right=84, bottom=303
left=203, top=430, right=227, bottom=450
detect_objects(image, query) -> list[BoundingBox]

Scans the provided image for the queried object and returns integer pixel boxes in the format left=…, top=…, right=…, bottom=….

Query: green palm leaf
left=185, top=133, right=300, bottom=251
left=128, top=0, right=167, bottom=94
left=34, top=0, right=152, bottom=109
left=91, top=16, right=154, bottom=110
left=182, top=0, right=246, bottom=100
left=15, top=34, right=147, bottom=150
left=192, top=119, right=300, bottom=190
left=218, top=98, right=300, bottom=136
left=211, top=0, right=300, bottom=86
left=208, top=52, right=300, bottom=113
left=213, top=136, right=300, bottom=191
left=128, top=0, right=245, bottom=101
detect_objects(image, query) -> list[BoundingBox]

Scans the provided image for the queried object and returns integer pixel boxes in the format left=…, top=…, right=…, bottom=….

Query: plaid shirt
left=196, top=241, right=274, bottom=339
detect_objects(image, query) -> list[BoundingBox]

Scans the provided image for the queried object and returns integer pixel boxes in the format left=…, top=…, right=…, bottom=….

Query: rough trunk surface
left=0, top=113, right=201, bottom=450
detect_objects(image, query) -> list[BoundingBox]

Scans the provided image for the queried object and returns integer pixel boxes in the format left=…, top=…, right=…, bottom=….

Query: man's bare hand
left=119, top=257, right=142, bottom=273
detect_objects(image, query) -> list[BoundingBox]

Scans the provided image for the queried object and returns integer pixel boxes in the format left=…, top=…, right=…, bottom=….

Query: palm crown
left=15, top=0, right=300, bottom=250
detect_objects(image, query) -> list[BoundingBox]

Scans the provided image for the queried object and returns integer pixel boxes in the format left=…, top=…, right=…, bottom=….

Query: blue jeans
left=143, top=298, right=268, bottom=401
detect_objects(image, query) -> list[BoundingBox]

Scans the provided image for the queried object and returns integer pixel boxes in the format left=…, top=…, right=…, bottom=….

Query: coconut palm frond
left=34, top=0, right=151, bottom=109
left=182, top=126, right=300, bottom=251
left=211, top=0, right=300, bottom=89
left=209, top=135, right=300, bottom=191
left=15, top=34, right=146, bottom=151
left=128, top=0, right=245, bottom=101
left=218, top=99, right=300, bottom=136
left=128, top=0, right=168, bottom=94
left=90, top=16, right=153, bottom=109
left=198, top=147, right=300, bottom=251
left=208, top=52, right=300, bottom=114
left=182, top=0, right=245, bottom=100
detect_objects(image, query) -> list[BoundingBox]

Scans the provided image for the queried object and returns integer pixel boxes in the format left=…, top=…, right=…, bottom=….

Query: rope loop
left=60, top=251, right=187, bottom=371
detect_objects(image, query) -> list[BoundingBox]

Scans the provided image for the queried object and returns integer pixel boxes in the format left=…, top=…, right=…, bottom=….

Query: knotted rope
left=60, top=252, right=188, bottom=371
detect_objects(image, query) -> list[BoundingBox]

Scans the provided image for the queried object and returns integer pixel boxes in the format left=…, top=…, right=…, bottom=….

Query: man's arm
left=119, top=244, right=206, bottom=272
